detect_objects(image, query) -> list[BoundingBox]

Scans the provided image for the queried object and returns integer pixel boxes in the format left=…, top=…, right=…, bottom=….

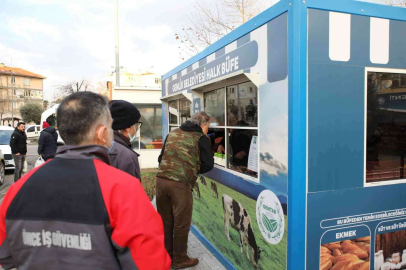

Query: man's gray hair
left=190, top=111, right=211, bottom=126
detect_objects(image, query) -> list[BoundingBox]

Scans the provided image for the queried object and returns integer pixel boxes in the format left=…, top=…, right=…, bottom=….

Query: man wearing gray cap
left=109, top=100, right=142, bottom=181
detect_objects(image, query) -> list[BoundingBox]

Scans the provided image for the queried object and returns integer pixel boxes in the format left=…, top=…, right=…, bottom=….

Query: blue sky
left=0, top=0, right=387, bottom=101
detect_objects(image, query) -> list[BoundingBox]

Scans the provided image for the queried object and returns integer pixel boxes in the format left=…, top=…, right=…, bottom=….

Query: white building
left=109, top=71, right=162, bottom=169
left=107, top=69, right=161, bottom=88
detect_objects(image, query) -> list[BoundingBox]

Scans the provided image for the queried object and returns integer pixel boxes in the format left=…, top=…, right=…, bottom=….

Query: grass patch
left=141, top=169, right=157, bottom=200
left=192, top=177, right=287, bottom=270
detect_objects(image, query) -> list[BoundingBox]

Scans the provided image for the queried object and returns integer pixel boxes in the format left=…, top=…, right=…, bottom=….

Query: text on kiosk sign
left=166, top=40, right=259, bottom=95
left=172, top=56, right=240, bottom=93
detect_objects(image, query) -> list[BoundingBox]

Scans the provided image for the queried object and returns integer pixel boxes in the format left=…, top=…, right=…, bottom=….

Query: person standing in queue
left=156, top=112, right=214, bottom=269
left=9, top=122, right=27, bottom=182
left=0, top=92, right=171, bottom=269
left=37, top=121, right=58, bottom=161
left=109, top=100, right=142, bottom=181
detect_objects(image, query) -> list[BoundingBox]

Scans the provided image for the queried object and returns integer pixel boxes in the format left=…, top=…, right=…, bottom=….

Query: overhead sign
left=168, top=41, right=258, bottom=95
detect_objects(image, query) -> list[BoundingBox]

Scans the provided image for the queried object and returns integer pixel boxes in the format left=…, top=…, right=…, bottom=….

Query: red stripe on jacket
left=94, top=159, right=171, bottom=269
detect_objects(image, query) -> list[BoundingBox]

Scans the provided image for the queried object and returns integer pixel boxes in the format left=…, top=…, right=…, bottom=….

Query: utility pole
left=10, top=71, right=14, bottom=128
left=115, top=0, right=120, bottom=87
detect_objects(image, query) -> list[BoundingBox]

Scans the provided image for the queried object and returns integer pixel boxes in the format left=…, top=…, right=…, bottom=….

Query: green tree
left=19, top=102, right=44, bottom=124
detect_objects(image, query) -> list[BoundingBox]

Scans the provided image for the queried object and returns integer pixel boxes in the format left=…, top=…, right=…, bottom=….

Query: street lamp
left=115, top=0, right=120, bottom=87
left=10, top=70, right=15, bottom=128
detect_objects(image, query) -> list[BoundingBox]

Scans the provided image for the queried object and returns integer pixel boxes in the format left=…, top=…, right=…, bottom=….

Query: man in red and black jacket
left=0, top=92, right=171, bottom=270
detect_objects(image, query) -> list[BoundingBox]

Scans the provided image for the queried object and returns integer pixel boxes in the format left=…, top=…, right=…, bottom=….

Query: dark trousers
left=156, top=177, right=193, bottom=263
left=13, top=154, right=25, bottom=182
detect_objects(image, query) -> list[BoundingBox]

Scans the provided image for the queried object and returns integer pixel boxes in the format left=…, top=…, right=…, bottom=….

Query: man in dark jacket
left=0, top=92, right=171, bottom=269
left=109, top=100, right=142, bottom=181
left=156, top=112, right=214, bottom=269
left=38, top=121, right=58, bottom=161
left=9, top=122, right=27, bottom=182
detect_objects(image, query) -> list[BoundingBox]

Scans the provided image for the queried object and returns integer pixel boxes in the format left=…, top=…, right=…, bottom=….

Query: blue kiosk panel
left=161, top=0, right=406, bottom=269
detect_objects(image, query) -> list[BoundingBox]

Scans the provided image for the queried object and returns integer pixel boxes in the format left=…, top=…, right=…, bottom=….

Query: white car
left=0, top=148, right=5, bottom=186
left=0, top=126, right=16, bottom=171
left=26, top=125, right=41, bottom=140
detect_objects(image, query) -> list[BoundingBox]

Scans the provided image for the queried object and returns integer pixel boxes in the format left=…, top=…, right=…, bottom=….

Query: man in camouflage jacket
left=156, top=112, right=214, bottom=269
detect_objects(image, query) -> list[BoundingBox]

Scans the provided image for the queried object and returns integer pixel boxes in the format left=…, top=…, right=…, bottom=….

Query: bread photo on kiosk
left=319, top=237, right=371, bottom=270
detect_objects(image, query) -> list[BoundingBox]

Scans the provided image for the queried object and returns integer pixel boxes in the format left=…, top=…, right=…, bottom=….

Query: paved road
left=0, top=144, right=38, bottom=204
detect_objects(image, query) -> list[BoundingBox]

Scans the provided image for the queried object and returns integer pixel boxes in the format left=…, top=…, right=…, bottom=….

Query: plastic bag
left=151, top=195, right=157, bottom=211
left=35, top=157, right=45, bottom=168
left=22, top=160, right=28, bottom=173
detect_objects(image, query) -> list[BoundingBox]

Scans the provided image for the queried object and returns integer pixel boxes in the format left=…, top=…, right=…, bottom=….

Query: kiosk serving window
left=168, top=98, right=191, bottom=131
left=204, top=81, right=258, bottom=178
left=204, top=89, right=225, bottom=126
left=366, top=71, right=406, bottom=184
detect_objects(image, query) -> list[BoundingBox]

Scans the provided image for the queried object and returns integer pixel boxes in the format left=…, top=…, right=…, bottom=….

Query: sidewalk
left=180, top=232, right=226, bottom=270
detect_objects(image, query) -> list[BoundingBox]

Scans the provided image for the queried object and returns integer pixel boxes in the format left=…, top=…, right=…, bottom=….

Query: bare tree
left=384, top=0, right=406, bottom=6
left=94, top=82, right=109, bottom=98
left=55, top=80, right=94, bottom=100
left=175, top=0, right=274, bottom=60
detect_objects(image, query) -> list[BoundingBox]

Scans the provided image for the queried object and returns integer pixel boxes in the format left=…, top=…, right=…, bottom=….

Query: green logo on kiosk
left=256, top=190, right=284, bottom=244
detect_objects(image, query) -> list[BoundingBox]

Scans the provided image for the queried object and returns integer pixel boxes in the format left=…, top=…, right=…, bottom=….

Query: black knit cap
left=109, top=100, right=141, bottom=130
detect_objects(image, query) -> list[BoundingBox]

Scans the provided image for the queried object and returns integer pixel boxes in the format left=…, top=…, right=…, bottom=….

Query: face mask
left=128, top=125, right=138, bottom=143
left=108, top=139, right=115, bottom=154
left=100, top=125, right=114, bottom=153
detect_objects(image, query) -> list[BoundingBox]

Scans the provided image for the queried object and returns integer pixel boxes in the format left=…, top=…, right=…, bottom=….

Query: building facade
left=0, top=63, right=45, bottom=126
left=107, top=68, right=161, bottom=88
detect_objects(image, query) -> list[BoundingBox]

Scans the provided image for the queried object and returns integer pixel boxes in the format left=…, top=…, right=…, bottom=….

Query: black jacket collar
left=180, top=121, right=203, bottom=133
left=113, top=131, right=139, bottom=156
left=13, top=128, right=26, bottom=136
left=55, top=145, right=110, bottom=165
left=113, top=131, right=131, bottom=148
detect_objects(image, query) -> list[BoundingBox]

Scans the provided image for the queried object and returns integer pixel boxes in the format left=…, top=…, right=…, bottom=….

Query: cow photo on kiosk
left=222, top=194, right=263, bottom=268
left=193, top=182, right=201, bottom=199
left=200, top=175, right=207, bottom=188
left=211, top=181, right=218, bottom=198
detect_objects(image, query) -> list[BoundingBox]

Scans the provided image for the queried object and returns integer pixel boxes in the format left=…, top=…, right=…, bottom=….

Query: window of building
left=12, top=101, right=17, bottom=109
left=366, top=70, right=406, bottom=184
left=23, top=78, right=31, bottom=86
left=168, top=97, right=191, bottom=131
left=131, top=104, right=163, bottom=150
left=11, top=76, right=15, bottom=84
left=24, top=90, right=30, bottom=97
left=203, top=81, right=258, bottom=178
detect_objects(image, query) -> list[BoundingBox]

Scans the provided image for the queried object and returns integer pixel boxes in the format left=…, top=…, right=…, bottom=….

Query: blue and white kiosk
left=161, top=1, right=406, bottom=269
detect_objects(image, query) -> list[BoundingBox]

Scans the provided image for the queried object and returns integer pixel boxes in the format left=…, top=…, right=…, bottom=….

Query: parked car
left=0, top=148, right=5, bottom=186
left=0, top=126, right=15, bottom=172
left=26, top=125, right=41, bottom=140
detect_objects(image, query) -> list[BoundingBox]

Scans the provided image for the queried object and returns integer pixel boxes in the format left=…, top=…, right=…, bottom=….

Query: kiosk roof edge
left=162, top=0, right=406, bottom=81
left=162, top=0, right=290, bottom=81
left=308, top=0, right=406, bottom=21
